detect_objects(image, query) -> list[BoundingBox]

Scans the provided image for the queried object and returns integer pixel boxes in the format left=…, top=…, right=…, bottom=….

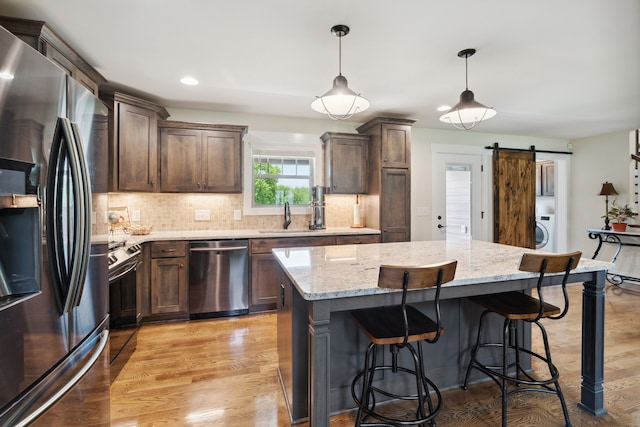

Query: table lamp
left=598, top=181, right=618, bottom=230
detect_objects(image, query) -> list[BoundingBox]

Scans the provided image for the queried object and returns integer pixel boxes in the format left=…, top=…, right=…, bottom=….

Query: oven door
left=108, top=255, right=140, bottom=382
left=109, top=256, right=138, bottom=327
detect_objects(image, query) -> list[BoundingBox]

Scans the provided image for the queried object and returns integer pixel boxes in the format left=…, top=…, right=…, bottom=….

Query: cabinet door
left=250, top=253, right=279, bottom=311
left=380, top=168, right=411, bottom=242
left=117, top=103, right=158, bottom=191
left=202, top=130, right=243, bottom=193
left=150, top=257, right=188, bottom=314
left=329, top=137, right=368, bottom=194
left=542, top=163, right=555, bottom=196
left=381, top=123, right=411, bottom=168
left=277, top=266, right=293, bottom=413
left=160, top=128, right=202, bottom=192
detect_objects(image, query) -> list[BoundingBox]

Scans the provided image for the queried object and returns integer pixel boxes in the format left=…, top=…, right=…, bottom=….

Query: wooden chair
left=350, top=260, right=457, bottom=427
left=462, top=251, right=582, bottom=427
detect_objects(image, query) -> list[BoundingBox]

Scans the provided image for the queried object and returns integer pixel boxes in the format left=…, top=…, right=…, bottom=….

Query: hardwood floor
left=111, top=283, right=640, bottom=426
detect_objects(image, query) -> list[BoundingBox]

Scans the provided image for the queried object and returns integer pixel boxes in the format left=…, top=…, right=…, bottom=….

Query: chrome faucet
left=283, top=201, right=292, bottom=229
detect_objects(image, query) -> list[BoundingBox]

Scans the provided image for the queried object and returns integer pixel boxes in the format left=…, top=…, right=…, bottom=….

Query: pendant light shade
left=311, top=25, right=369, bottom=120
left=439, top=48, right=496, bottom=130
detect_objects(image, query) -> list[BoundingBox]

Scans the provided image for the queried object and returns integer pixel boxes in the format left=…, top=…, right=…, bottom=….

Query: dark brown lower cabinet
left=149, top=241, right=188, bottom=320
left=380, top=168, right=411, bottom=242
left=250, top=253, right=280, bottom=311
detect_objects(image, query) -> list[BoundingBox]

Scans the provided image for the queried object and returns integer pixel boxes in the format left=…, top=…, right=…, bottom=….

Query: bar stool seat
left=462, top=251, right=582, bottom=427
left=350, top=260, right=457, bottom=427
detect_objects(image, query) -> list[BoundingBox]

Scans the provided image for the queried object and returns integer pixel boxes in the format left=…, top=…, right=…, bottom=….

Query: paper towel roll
left=353, top=204, right=361, bottom=226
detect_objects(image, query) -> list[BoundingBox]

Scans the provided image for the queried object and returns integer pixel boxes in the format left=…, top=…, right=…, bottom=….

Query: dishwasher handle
left=190, top=246, right=248, bottom=253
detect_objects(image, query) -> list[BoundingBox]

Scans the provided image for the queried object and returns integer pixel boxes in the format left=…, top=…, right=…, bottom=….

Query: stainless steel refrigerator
left=0, top=25, right=110, bottom=426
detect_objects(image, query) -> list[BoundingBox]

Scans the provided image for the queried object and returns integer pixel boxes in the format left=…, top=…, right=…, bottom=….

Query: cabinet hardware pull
left=162, top=248, right=176, bottom=253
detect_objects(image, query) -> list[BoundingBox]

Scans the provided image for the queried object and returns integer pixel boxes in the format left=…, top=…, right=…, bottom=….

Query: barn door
left=493, top=145, right=536, bottom=248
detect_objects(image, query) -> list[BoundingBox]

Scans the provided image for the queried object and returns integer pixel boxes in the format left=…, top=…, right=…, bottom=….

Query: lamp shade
left=311, top=75, right=370, bottom=120
left=312, top=25, right=369, bottom=121
left=439, top=48, right=496, bottom=130
left=598, top=181, right=618, bottom=196
left=439, top=89, right=496, bottom=129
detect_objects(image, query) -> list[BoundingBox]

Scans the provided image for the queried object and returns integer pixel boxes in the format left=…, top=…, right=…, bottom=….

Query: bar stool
left=350, top=260, right=457, bottom=426
left=462, top=251, right=582, bottom=427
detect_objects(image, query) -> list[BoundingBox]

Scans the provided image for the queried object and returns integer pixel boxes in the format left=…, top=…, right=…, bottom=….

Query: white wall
left=166, top=108, right=360, bottom=135
left=410, top=127, right=569, bottom=241
left=569, top=130, right=632, bottom=255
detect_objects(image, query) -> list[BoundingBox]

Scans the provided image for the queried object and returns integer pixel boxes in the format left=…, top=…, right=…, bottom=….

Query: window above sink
left=242, top=131, right=323, bottom=216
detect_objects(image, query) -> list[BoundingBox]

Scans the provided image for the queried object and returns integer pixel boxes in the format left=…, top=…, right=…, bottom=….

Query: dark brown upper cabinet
left=321, top=132, right=369, bottom=194
left=357, top=117, right=415, bottom=242
left=536, top=161, right=555, bottom=196
left=100, top=91, right=170, bottom=192
left=158, top=121, right=247, bottom=193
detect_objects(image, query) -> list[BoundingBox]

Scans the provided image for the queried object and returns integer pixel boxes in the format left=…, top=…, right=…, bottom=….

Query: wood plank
left=493, top=148, right=536, bottom=248
left=111, top=283, right=640, bottom=426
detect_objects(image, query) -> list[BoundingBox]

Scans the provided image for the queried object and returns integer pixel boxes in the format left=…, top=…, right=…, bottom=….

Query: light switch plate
left=417, top=206, right=430, bottom=217
left=131, top=209, right=141, bottom=222
left=233, top=210, right=242, bottom=221
left=195, top=209, right=211, bottom=221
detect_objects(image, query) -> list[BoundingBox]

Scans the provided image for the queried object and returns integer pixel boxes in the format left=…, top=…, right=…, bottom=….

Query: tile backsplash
left=107, top=193, right=365, bottom=231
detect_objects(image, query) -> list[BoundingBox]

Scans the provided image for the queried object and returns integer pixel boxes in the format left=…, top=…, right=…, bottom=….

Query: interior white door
left=432, top=153, right=485, bottom=241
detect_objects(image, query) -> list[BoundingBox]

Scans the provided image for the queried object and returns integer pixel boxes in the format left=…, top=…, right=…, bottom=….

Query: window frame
left=243, top=131, right=323, bottom=216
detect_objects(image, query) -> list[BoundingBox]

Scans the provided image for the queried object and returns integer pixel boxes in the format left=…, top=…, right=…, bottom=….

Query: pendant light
left=439, top=48, right=496, bottom=130
left=311, top=25, right=370, bottom=120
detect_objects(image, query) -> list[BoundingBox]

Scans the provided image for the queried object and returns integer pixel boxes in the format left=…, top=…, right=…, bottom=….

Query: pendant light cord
left=338, top=33, right=342, bottom=77
left=465, top=54, right=469, bottom=90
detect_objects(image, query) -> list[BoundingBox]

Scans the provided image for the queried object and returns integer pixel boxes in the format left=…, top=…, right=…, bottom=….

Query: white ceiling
left=0, top=0, right=639, bottom=140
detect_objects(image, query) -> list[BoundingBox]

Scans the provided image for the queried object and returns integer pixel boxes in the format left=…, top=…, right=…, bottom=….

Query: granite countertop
left=273, top=239, right=613, bottom=300
left=102, top=227, right=380, bottom=247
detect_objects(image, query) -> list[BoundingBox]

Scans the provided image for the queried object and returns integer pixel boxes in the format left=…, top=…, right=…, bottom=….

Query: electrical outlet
left=233, top=210, right=242, bottom=221
left=195, top=209, right=211, bottom=221
left=131, top=209, right=141, bottom=222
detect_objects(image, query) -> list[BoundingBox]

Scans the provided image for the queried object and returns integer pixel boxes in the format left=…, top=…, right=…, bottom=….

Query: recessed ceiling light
left=437, top=105, right=451, bottom=112
left=0, top=71, right=14, bottom=80
left=180, top=76, right=199, bottom=86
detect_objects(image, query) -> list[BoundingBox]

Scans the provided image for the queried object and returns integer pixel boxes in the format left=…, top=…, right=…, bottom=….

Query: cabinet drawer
left=335, top=234, right=380, bottom=245
left=250, top=236, right=336, bottom=254
left=151, top=241, right=187, bottom=258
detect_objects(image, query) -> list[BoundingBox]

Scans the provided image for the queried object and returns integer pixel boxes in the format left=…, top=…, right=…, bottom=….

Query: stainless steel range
left=108, top=240, right=142, bottom=382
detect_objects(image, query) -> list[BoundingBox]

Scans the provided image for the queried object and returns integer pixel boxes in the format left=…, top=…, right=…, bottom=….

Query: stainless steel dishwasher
left=189, top=240, right=249, bottom=319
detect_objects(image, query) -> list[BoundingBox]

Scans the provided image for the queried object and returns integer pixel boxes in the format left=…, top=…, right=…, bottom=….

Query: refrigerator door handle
left=46, top=117, right=90, bottom=314
left=68, top=122, right=92, bottom=308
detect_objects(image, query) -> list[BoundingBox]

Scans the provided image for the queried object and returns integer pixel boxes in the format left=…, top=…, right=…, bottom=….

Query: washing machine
left=535, top=214, right=556, bottom=252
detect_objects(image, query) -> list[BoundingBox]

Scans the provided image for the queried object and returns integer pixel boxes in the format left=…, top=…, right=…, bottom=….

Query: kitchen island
left=273, top=239, right=612, bottom=427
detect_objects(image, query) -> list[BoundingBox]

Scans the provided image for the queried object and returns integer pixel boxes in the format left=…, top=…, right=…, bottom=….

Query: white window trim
left=243, top=131, right=323, bottom=216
